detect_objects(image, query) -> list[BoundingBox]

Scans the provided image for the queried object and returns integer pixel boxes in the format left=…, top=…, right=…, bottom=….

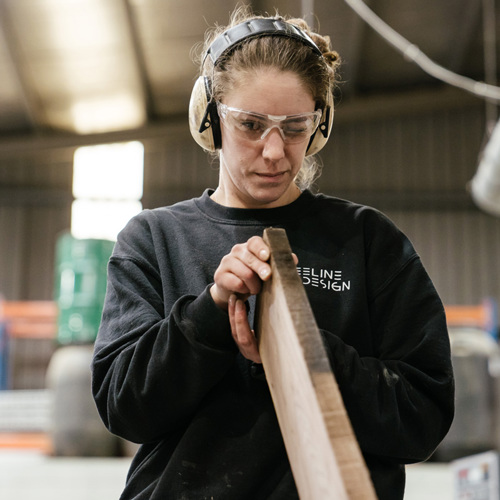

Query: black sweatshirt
left=92, top=189, right=454, bottom=500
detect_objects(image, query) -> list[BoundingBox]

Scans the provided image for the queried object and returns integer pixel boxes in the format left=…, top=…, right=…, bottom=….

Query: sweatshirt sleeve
left=91, top=216, right=237, bottom=444
left=321, top=211, right=454, bottom=464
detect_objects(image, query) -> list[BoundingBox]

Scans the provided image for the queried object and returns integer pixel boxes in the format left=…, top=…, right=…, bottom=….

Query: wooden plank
left=255, top=228, right=377, bottom=500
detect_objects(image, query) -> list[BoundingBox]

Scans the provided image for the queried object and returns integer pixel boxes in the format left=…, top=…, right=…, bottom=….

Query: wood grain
left=255, top=228, right=377, bottom=500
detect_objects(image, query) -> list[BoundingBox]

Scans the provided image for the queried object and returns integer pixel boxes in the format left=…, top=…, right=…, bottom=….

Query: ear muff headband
left=188, top=18, right=334, bottom=155
left=204, top=18, right=321, bottom=64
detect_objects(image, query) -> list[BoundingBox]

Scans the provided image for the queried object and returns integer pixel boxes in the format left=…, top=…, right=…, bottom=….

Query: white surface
left=0, top=451, right=453, bottom=499
left=0, top=451, right=131, bottom=500
left=406, top=462, right=453, bottom=500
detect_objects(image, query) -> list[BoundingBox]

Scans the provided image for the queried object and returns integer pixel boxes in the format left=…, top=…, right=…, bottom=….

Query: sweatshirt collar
left=194, top=188, right=315, bottom=225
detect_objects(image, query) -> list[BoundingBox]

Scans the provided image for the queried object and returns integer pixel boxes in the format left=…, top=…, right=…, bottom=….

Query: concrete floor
left=0, top=451, right=130, bottom=500
left=0, top=450, right=453, bottom=500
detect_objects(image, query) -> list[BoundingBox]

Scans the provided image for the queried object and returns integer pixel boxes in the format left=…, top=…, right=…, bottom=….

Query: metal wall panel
left=0, top=206, right=26, bottom=299
left=320, top=105, right=484, bottom=196
left=0, top=149, right=73, bottom=301
left=0, top=103, right=498, bottom=311
left=385, top=210, right=500, bottom=306
left=0, top=204, right=71, bottom=301
left=142, top=132, right=220, bottom=208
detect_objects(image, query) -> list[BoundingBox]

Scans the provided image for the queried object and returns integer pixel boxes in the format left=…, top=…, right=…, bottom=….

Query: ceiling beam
left=0, top=118, right=190, bottom=157
left=0, top=84, right=482, bottom=157
left=122, top=0, right=157, bottom=119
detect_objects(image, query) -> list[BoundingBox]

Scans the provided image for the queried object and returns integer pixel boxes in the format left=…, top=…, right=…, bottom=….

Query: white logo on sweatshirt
left=297, top=267, right=351, bottom=292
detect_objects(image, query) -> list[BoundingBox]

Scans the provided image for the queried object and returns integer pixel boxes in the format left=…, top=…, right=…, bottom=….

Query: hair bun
left=324, top=50, right=341, bottom=69
left=287, top=21, right=341, bottom=71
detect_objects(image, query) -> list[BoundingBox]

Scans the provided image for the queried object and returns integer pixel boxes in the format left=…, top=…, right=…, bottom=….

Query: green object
left=54, top=233, right=114, bottom=344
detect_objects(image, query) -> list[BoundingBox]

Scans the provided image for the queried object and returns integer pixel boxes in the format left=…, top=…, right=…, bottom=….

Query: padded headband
left=204, top=18, right=322, bottom=66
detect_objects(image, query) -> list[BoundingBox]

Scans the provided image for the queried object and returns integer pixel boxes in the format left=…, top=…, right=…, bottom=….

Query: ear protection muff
left=189, top=75, right=222, bottom=151
left=306, top=91, right=334, bottom=156
left=188, top=18, right=334, bottom=155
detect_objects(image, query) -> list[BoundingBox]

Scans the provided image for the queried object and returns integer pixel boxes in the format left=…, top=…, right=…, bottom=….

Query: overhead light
left=470, top=119, right=500, bottom=217
left=71, top=92, right=145, bottom=134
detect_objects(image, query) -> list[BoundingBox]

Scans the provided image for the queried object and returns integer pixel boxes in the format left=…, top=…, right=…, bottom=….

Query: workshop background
left=1, top=0, right=500, bottom=498
left=1, top=0, right=499, bottom=304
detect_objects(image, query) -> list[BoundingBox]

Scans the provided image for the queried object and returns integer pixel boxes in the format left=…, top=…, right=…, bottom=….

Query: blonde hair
left=196, top=6, right=341, bottom=190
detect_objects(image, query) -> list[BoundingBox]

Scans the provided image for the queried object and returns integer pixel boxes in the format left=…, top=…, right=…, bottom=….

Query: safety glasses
left=217, top=103, right=322, bottom=144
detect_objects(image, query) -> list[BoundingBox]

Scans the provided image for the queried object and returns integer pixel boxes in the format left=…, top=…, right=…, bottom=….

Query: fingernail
left=259, top=249, right=269, bottom=260
left=228, top=294, right=236, bottom=307
left=260, top=267, right=270, bottom=279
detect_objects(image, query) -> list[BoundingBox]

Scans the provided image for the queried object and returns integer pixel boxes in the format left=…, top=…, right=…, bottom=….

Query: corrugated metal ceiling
left=0, top=0, right=495, bottom=137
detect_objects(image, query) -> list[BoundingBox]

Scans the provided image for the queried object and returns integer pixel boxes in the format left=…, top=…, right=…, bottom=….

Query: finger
left=214, top=257, right=263, bottom=297
left=292, top=253, right=299, bottom=266
left=228, top=294, right=237, bottom=331
left=247, top=236, right=271, bottom=280
left=247, top=236, right=270, bottom=262
left=212, top=237, right=272, bottom=310
left=231, top=240, right=271, bottom=282
left=230, top=299, right=262, bottom=363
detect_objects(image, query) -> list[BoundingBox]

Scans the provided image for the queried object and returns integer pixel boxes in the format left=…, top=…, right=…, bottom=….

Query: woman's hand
left=210, top=236, right=271, bottom=310
left=210, top=235, right=270, bottom=363
left=210, top=235, right=297, bottom=363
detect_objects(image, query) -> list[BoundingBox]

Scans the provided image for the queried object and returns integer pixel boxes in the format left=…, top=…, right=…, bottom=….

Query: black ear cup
left=305, top=90, right=334, bottom=156
left=188, top=76, right=221, bottom=152
left=188, top=18, right=334, bottom=154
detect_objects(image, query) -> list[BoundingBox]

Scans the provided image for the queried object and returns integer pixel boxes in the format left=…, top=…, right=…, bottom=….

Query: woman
left=92, top=8, right=454, bottom=500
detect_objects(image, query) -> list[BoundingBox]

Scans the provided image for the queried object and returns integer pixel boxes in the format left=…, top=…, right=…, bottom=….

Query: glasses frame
left=217, top=103, right=322, bottom=144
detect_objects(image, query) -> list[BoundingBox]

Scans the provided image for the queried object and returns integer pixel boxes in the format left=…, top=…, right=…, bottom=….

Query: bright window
left=71, top=141, right=144, bottom=241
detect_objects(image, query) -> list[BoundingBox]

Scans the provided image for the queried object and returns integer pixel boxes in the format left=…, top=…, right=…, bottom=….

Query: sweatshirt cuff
left=319, top=328, right=347, bottom=382
left=182, top=285, right=236, bottom=351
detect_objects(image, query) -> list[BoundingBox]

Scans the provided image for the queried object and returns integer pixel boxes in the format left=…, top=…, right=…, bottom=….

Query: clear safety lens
left=217, top=103, right=322, bottom=144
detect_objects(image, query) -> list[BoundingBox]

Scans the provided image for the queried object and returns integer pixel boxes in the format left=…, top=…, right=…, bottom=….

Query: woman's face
left=215, top=68, right=316, bottom=209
